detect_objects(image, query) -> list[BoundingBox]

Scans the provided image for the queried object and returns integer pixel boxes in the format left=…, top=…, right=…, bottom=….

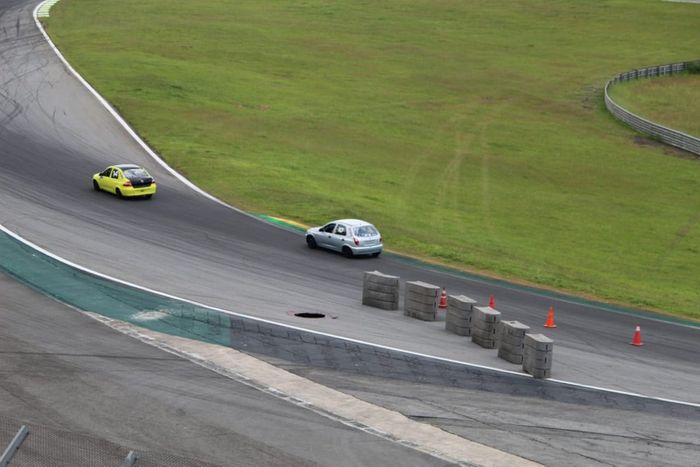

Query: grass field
left=609, top=72, right=700, bottom=138
left=45, top=0, right=700, bottom=319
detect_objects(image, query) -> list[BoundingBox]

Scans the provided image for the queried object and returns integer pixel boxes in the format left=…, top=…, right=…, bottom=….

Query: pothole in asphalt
left=294, top=312, right=326, bottom=319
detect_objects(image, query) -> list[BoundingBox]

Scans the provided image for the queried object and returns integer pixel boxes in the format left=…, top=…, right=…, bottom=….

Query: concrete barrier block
left=406, top=281, right=440, bottom=297
left=363, top=282, right=400, bottom=295
left=405, top=298, right=438, bottom=314
left=497, top=340, right=524, bottom=354
left=446, top=296, right=473, bottom=328
left=403, top=281, right=440, bottom=318
left=362, top=293, right=398, bottom=310
left=524, top=333, right=554, bottom=352
left=447, top=294, right=476, bottom=311
left=498, top=347, right=524, bottom=364
left=524, top=351, right=553, bottom=370
left=497, top=333, right=525, bottom=348
left=445, top=308, right=472, bottom=323
left=445, top=321, right=471, bottom=336
left=496, top=321, right=529, bottom=349
left=445, top=296, right=472, bottom=335
left=472, top=326, right=497, bottom=340
left=406, top=290, right=440, bottom=305
left=499, top=320, right=530, bottom=337
left=362, top=271, right=400, bottom=311
left=362, top=288, right=397, bottom=302
left=364, top=271, right=400, bottom=286
left=473, top=306, right=501, bottom=323
left=472, top=333, right=497, bottom=349
left=472, top=318, right=498, bottom=332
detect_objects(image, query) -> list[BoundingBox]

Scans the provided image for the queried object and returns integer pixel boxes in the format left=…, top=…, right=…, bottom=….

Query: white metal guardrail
left=605, top=60, right=700, bottom=156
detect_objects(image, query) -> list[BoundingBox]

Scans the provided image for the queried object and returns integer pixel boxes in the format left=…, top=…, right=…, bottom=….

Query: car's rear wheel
left=144, top=194, right=152, bottom=199
left=342, top=246, right=354, bottom=258
left=93, top=180, right=100, bottom=191
left=372, top=252, right=381, bottom=258
left=306, top=235, right=317, bottom=249
left=115, top=188, right=123, bottom=198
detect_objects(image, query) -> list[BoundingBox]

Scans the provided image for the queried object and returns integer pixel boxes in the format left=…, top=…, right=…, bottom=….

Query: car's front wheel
left=342, top=246, right=354, bottom=258
left=306, top=235, right=317, bottom=249
left=93, top=180, right=100, bottom=191
left=372, top=252, right=381, bottom=258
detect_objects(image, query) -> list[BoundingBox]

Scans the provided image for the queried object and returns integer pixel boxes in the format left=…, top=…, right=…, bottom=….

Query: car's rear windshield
left=353, top=225, right=378, bottom=237
left=123, top=168, right=150, bottom=179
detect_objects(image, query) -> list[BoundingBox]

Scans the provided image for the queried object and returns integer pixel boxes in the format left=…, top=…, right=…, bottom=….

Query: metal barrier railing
left=604, top=60, right=700, bottom=155
left=0, top=425, right=29, bottom=467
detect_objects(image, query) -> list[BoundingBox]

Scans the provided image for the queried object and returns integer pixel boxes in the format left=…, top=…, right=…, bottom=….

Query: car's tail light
left=353, top=237, right=360, bottom=246
left=123, top=181, right=132, bottom=187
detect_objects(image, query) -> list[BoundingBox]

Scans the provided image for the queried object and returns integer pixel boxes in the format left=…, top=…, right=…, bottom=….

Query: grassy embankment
left=45, top=0, right=700, bottom=319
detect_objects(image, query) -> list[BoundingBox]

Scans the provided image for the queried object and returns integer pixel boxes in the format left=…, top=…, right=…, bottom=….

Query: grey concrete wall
left=605, top=60, right=700, bottom=155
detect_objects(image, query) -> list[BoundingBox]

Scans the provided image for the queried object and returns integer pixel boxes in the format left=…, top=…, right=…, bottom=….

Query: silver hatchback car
left=306, top=219, right=383, bottom=258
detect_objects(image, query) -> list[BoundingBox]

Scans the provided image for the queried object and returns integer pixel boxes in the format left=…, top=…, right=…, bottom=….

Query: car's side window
left=101, top=168, right=111, bottom=176
left=111, top=169, right=119, bottom=179
left=322, top=223, right=336, bottom=233
left=335, top=225, right=347, bottom=236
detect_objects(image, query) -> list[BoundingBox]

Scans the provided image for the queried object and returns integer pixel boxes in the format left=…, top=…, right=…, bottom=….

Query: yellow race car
left=93, top=164, right=157, bottom=199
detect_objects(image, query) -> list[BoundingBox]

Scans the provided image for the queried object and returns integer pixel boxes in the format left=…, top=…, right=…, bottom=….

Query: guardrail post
left=122, top=450, right=138, bottom=467
left=0, top=425, right=29, bottom=467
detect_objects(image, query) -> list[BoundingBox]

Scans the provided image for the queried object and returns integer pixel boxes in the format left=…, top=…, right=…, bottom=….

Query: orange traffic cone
left=544, top=305, right=557, bottom=328
left=439, top=288, right=448, bottom=309
left=488, top=295, right=495, bottom=308
left=630, top=325, right=643, bottom=346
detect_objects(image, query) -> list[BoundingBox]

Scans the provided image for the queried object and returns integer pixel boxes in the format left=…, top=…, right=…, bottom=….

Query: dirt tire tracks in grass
left=398, top=100, right=505, bottom=245
left=396, top=98, right=466, bottom=222
left=477, top=103, right=506, bottom=238
left=431, top=112, right=472, bottom=236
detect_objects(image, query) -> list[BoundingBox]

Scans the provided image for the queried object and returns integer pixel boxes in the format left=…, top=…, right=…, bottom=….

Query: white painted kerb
left=36, top=0, right=60, bottom=17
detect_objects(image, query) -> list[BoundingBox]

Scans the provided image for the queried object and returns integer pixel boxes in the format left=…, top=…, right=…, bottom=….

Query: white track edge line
left=3, top=222, right=700, bottom=409
left=27, top=2, right=700, bottom=409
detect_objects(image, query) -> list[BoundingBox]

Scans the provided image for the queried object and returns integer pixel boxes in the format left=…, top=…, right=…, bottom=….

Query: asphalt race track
left=1, top=1, right=700, bottom=465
